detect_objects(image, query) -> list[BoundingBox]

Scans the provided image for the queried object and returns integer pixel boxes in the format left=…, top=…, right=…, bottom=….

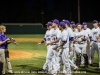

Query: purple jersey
left=0, top=33, right=8, bottom=49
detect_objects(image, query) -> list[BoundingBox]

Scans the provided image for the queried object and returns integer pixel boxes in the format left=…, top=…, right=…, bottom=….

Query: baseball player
left=53, top=21, right=78, bottom=75
left=0, top=25, right=11, bottom=75
left=70, top=21, right=78, bottom=32
left=82, top=22, right=92, bottom=65
left=38, top=21, right=54, bottom=72
left=74, top=23, right=89, bottom=68
left=53, top=22, right=71, bottom=75
left=62, top=20, right=78, bottom=69
left=90, top=20, right=100, bottom=66
left=70, top=23, right=77, bottom=63
left=46, top=19, right=61, bottom=74
left=70, top=21, right=75, bottom=28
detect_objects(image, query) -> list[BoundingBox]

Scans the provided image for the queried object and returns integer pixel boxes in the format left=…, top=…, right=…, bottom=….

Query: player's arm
left=38, top=31, right=47, bottom=46
left=38, top=38, right=46, bottom=46
left=53, top=41, right=66, bottom=51
left=53, top=32, right=67, bottom=51
left=0, top=38, right=10, bottom=45
left=49, top=38, right=60, bottom=45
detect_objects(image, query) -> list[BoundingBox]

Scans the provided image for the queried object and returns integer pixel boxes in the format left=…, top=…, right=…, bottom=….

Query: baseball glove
left=9, top=37, right=18, bottom=46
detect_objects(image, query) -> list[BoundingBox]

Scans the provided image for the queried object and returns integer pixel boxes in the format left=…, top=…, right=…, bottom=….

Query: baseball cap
left=82, top=22, right=87, bottom=25
left=53, top=19, right=59, bottom=24
left=71, top=21, right=75, bottom=24
left=62, top=19, right=70, bottom=25
left=72, top=24, right=76, bottom=28
left=82, top=25, right=84, bottom=29
left=46, top=22, right=52, bottom=26
left=59, top=22, right=66, bottom=27
left=93, top=20, right=98, bottom=23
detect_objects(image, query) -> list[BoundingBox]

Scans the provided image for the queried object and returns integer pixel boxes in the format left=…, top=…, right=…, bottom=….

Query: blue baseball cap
left=71, top=21, right=75, bottom=24
left=82, top=25, right=84, bottom=29
left=62, top=19, right=70, bottom=25
left=72, top=24, right=76, bottom=28
left=59, top=22, right=66, bottom=27
left=93, top=20, right=98, bottom=23
left=46, top=22, right=52, bottom=26
left=53, top=19, right=59, bottom=24
left=82, top=22, right=87, bottom=25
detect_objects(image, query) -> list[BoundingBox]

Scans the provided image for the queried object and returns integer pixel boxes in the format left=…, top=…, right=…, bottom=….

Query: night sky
left=1, top=0, right=100, bottom=25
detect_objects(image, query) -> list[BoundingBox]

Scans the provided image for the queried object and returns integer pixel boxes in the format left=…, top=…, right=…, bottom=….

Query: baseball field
left=6, top=34, right=100, bottom=75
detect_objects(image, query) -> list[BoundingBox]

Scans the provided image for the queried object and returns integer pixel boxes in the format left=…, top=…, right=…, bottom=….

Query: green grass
left=5, top=34, right=100, bottom=75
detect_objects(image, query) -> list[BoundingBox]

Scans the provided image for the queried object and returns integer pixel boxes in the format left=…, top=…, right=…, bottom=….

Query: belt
left=75, top=42, right=84, bottom=44
left=94, top=41, right=97, bottom=42
left=51, top=44, right=57, bottom=45
left=79, top=43, right=84, bottom=44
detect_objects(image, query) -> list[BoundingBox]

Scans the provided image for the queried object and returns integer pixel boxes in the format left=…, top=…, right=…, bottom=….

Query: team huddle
left=38, top=19, right=100, bottom=75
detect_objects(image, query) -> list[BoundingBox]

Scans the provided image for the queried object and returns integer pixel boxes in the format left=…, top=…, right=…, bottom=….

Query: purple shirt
left=0, top=33, right=8, bottom=49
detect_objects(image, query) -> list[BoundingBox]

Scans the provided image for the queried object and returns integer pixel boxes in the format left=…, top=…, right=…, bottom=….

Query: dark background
left=1, top=0, right=100, bottom=26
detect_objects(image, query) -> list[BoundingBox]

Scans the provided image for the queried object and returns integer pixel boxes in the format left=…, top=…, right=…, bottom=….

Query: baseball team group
left=38, top=19, right=100, bottom=75
left=0, top=19, right=100, bottom=75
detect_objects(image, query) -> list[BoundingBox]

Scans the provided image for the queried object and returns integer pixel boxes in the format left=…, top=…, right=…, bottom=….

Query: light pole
left=78, top=0, right=80, bottom=23
left=70, top=12, right=72, bottom=21
left=41, top=10, right=44, bottom=25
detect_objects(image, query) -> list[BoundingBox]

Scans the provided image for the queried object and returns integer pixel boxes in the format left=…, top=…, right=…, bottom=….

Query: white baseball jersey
left=59, top=29, right=69, bottom=48
left=65, top=27, right=74, bottom=38
left=83, top=28, right=91, bottom=37
left=51, top=28, right=61, bottom=45
left=75, top=28, right=78, bottom=32
left=44, top=29, right=54, bottom=43
left=98, top=29, right=100, bottom=36
left=91, top=27, right=100, bottom=41
left=74, top=30, right=88, bottom=43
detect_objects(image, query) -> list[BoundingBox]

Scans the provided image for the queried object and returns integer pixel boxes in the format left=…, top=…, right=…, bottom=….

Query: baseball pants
left=0, top=49, right=5, bottom=74
left=62, top=48, right=71, bottom=75
left=50, top=45, right=61, bottom=74
left=69, top=45, right=76, bottom=64
left=74, top=43, right=88, bottom=66
left=43, top=45, right=54, bottom=71
left=91, top=42, right=99, bottom=64
left=86, top=41, right=92, bottom=64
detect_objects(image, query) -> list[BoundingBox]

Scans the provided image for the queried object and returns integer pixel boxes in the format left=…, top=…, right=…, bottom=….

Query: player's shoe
left=89, top=64, right=93, bottom=66
left=74, top=67, right=78, bottom=71
left=38, top=69, right=46, bottom=72
left=8, top=70, right=13, bottom=73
